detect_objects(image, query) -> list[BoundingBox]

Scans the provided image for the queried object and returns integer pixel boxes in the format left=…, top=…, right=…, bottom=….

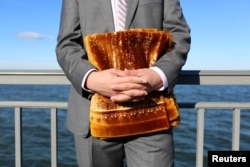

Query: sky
left=0, top=0, right=249, bottom=70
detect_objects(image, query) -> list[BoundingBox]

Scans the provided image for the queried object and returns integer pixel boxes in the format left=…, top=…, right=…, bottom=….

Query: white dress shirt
left=82, top=1, right=168, bottom=91
left=111, top=0, right=124, bottom=31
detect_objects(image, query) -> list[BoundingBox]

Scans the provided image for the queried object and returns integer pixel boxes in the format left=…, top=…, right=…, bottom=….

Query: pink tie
left=117, top=0, right=127, bottom=30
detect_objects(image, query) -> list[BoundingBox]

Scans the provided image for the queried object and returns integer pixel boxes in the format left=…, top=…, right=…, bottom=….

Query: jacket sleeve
left=55, top=0, right=95, bottom=95
left=153, top=0, right=191, bottom=93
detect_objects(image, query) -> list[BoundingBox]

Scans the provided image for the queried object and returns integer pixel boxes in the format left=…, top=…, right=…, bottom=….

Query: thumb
left=124, top=68, right=139, bottom=76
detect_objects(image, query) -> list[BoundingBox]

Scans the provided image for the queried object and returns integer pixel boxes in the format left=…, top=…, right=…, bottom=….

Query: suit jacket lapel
left=125, top=0, right=139, bottom=29
left=99, top=0, right=115, bottom=31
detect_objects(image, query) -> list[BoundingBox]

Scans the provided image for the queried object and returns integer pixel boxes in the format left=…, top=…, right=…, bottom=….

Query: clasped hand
left=86, top=68, right=163, bottom=103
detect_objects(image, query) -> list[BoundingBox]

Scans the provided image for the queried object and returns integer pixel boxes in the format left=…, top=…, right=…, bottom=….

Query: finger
left=118, top=89, right=148, bottom=98
left=117, top=76, right=147, bottom=84
left=110, top=68, right=127, bottom=77
left=111, top=82, right=147, bottom=91
left=111, top=94, right=145, bottom=103
left=124, top=69, right=144, bottom=77
left=110, top=94, right=131, bottom=102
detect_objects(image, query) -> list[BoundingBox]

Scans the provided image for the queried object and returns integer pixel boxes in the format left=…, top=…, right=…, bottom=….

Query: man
left=56, top=0, right=191, bottom=166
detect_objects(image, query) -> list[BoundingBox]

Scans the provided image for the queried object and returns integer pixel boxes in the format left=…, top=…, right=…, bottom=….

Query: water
left=0, top=85, right=250, bottom=167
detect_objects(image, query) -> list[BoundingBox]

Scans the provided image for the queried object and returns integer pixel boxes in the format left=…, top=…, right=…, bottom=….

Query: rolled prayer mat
left=84, top=28, right=179, bottom=139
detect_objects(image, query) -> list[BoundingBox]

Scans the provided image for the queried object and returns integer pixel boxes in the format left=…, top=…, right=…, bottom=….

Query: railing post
left=51, top=108, right=58, bottom=167
left=196, top=108, right=204, bottom=167
left=15, top=107, right=22, bottom=167
left=232, top=108, right=240, bottom=150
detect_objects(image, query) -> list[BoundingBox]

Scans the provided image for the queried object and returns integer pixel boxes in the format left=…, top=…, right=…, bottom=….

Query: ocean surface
left=0, top=85, right=250, bottom=167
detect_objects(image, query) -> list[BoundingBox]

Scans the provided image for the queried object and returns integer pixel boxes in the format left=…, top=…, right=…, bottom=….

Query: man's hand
left=85, top=68, right=148, bottom=101
left=110, top=68, right=163, bottom=102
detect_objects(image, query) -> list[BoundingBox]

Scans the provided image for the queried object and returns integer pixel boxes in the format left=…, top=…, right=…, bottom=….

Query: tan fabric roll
left=84, top=28, right=179, bottom=139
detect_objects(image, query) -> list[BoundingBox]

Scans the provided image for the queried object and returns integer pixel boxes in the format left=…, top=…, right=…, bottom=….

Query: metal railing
left=1, top=70, right=250, bottom=167
left=0, top=101, right=67, bottom=167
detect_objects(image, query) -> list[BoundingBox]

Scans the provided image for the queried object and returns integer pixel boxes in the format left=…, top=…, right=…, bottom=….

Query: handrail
left=193, top=102, right=250, bottom=167
left=0, top=101, right=67, bottom=167
left=1, top=70, right=250, bottom=167
left=1, top=70, right=250, bottom=85
left=1, top=101, right=250, bottom=167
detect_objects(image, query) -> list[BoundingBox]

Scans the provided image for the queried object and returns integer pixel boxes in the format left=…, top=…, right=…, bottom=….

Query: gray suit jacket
left=56, top=0, right=191, bottom=137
